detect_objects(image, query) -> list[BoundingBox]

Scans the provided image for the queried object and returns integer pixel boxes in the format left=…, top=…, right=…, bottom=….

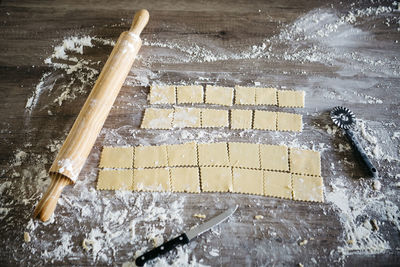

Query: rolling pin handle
left=33, top=173, right=72, bottom=222
left=130, top=9, right=150, bottom=36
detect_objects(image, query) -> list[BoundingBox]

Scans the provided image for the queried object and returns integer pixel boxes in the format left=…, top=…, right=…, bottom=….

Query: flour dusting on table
left=2, top=1, right=400, bottom=266
left=25, top=36, right=115, bottom=112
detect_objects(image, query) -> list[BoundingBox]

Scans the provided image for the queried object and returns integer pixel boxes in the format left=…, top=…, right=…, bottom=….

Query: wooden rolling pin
left=33, top=9, right=150, bottom=222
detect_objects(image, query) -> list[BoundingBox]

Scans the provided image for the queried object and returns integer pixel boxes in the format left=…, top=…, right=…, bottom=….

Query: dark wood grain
left=1, top=0, right=399, bottom=266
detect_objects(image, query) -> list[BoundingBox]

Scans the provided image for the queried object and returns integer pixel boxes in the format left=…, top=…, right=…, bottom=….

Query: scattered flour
left=373, top=180, right=382, bottom=191
left=208, top=248, right=219, bottom=257
left=5, top=1, right=399, bottom=266
left=326, top=178, right=399, bottom=257
left=25, top=36, right=115, bottom=112
left=355, top=119, right=399, bottom=163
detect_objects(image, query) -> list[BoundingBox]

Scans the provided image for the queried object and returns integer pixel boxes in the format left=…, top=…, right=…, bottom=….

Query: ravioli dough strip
left=140, top=107, right=302, bottom=132
left=97, top=142, right=323, bottom=202
left=148, top=85, right=304, bottom=107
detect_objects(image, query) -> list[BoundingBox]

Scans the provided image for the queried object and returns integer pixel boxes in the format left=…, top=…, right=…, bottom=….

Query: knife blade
left=135, top=205, right=238, bottom=266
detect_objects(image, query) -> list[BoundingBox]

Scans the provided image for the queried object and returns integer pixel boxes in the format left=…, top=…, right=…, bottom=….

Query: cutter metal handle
left=345, top=129, right=379, bottom=178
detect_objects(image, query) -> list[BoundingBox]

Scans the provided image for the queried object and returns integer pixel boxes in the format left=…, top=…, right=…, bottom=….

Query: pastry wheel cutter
left=330, top=106, right=378, bottom=178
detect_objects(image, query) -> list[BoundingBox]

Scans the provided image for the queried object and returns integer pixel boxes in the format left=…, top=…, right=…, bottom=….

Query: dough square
left=198, top=143, right=229, bottom=166
left=253, top=110, right=277, bottom=131
left=134, top=145, right=168, bottom=168
left=231, top=109, right=253, bottom=129
left=149, top=85, right=176, bottom=104
left=97, top=169, right=133, bottom=190
left=99, top=146, right=134, bottom=169
left=201, top=109, right=229, bottom=128
left=290, top=148, right=321, bottom=176
left=228, top=142, right=260, bottom=169
left=133, top=168, right=171, bottom=192
left=292, top=174, right=324, bottom=202
left=277, top=90, right=305, bottom=108
left=167, top=142, right=198, bottom=167
left=234, top=86, right=256, bottom=105
left=260, top=144, right=289, bottom=171
left=141, top=108, right=174, bottom=129
left=255, top=87, right=277, bottom=105
left=176, top=85, right=204, bottom=104
left=205, top=85, right=234, bottom=106
left=200, top=167, right=233, bottom=192
left=173, top=107, right=201, bottom=128
left=170, top=167, right=200, bottom=193
left=264, top=171, right=292, bottom=199
left=276, top=112, right=302, bottom=132
left=232, top=168, right=263, bottom=195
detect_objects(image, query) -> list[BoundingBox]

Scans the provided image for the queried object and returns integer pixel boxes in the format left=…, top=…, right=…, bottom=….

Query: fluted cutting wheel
left=330, top=106, right=355, bottom=130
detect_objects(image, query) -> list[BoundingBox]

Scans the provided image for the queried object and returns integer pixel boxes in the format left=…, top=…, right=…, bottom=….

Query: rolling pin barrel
left=34, top=9, right=149, bottom=222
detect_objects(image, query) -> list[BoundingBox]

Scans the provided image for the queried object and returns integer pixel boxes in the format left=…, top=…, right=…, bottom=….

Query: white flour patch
left=141, top=5, right=397, bottom=78
left=326, top=177, right=399, bottom=257
left=125, top=67, right=158, bottom=87
left=123, top=246, right=208, bottom=267
left=25, top=72, right=52, bottom=110
left=25, top=36, right=115, bottom=112
left=355, top=119, right=399, bottom=163
left=11, top=161, right=191, bottom=265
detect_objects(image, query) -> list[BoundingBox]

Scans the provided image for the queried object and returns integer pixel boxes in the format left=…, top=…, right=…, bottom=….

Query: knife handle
left=135, top=233, right=190, bottom=266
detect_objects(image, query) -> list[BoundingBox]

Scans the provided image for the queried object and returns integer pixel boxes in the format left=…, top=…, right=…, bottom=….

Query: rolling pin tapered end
left=130, top=9, right=150, bottom=36
left=33, top=173, right=72, bottom=222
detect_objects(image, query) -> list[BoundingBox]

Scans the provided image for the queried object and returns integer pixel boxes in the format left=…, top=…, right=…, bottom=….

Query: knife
left=135, top=205, right=238, bottom=266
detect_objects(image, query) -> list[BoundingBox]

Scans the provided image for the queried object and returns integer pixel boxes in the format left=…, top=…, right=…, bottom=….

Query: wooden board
left=1, top=0, right=399, bottom=266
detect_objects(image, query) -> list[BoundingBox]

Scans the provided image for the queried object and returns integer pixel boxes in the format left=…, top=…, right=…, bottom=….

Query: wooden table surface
left=1, top=0, right=400, bottom=266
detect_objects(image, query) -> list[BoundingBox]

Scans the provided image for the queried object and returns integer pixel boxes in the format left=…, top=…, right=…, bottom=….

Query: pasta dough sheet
left=149, top=85, right=176, bottom=104
left=141, top=108, right=174, bottom=129
left=98, top=142, right=323, bottom=203
left=255, top=87, right=277, bottom=105
left=264, top=171, right=292, bottom=199
left=140, top=108, right=302, bottom=132
left=205, top=85, right=234, bottom=106
left=277, top=112, right=303, bottom=132
left=277, top=90, right=305, bottom=108
left=198, top=142, right=229, bottom=166
left=229, top=142, right=260, bottom=169
left=134, top=145, right=168, bottom=168
left=97, top=169, right=133, bottom=190
left=253, top=110, right=277, bottom=130
left=176, top=85, right=204, bottom=104
left=147, top=84, right=304, bottom=107
left=99, top=146, right=133, bottom=168
left=292, top=174, right=324, bottom=202
left=173, top=107, right=201, bottom=128
left=232, top=168, right=263, bottom=195
left=234, top=86, right=256, bottom=105
left=200, top=167, right=233, bottom=192
left=231, top=109, right=253, bottom=129
left=170, top=167, right=201, bottom=193
left=133, top=168, right=171, bottom=192
left=290, top=148, right=321, bottom=176
left=260, top=144, right=289, bottom=171
left=201, top=109, right=229, bottom=128
left=167, top=142, right=198, bottom=167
